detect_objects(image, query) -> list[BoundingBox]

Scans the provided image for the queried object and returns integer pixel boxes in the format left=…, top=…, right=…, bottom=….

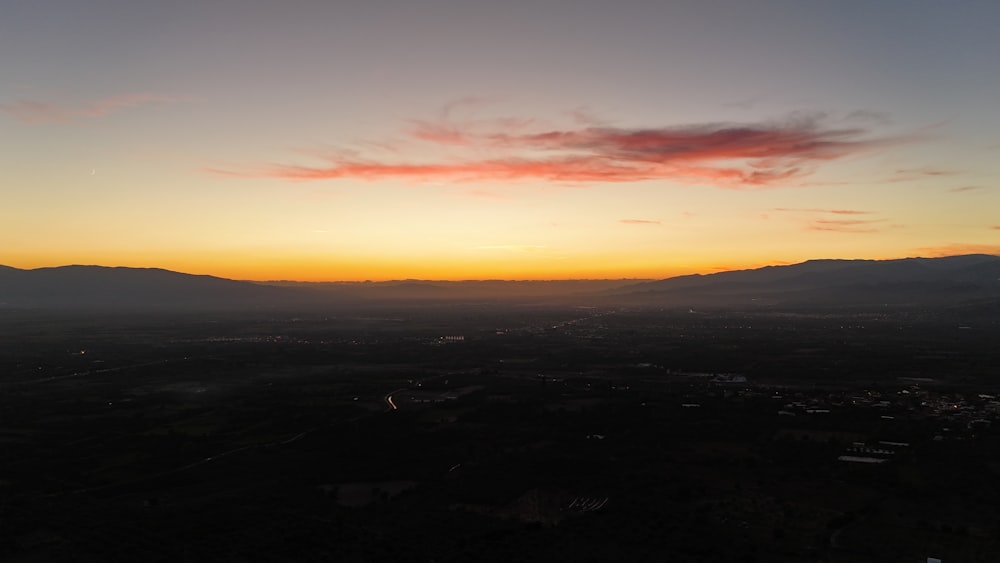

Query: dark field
left=2, top=304, right=1000, bottom=562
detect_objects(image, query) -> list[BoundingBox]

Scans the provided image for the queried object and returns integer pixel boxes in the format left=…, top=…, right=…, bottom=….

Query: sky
left=3, top=0, right=999, bottom=281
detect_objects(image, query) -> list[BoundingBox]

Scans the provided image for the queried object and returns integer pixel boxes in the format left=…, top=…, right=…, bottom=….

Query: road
left=385, top=388, right=406, bottom=411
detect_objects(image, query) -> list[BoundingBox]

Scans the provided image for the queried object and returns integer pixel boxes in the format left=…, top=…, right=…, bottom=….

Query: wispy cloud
left=896, top=167, right=956, bottom=176
left=771, top=207, right=885, bottom=233
left=0, top=93, right=179, bottom=124
left=949, top=185, right=986, bottom=193
left=619, top=219, right=660, bottom=225
left=772, top=207, right=873, bottom=215
left=211, top=110, right=904, bottom=188
left=807, top=219, right=885, bottom=233
left=885, top=166, right=960, bottom=183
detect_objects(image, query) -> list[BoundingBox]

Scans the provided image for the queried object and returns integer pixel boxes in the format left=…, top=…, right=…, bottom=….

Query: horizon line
left=3, top=252, right=998, bottom=284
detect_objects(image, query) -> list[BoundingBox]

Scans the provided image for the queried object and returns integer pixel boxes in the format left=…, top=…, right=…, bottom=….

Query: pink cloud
left=884, top=166, right=961, bottom=184
left=212, top=111, right=904, bottom=188
left=0, top=93, right=178, bottom=124
left=619, top=219, right=660, bottom=225
left=409, top=122, right=472, bottom=146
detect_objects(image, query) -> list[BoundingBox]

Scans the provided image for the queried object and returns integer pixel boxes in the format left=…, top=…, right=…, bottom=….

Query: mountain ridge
left=0, top=264, right=307, bottom=310
left=610, top=254, right=1000, bottom=308
left=1, top=254, right=998, bottom=310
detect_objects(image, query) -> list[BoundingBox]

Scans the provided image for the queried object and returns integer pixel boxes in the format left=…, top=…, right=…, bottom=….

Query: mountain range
left=611, top=254, right=1000, bottom=308
left=1, top=255, right=998, bottom=311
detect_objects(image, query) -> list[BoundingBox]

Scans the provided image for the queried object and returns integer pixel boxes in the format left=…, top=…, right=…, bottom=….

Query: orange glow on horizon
left=4, top=247, right=985, bottom=283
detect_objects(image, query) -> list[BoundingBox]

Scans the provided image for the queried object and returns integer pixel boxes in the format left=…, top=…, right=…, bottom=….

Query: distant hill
left=2, top=255, right=998, bottom=311
left=0, top=266, right=643, bottom=310
left=611, top=254, right=1000, bottom=309
left=0, top=265, right=310, bottom=310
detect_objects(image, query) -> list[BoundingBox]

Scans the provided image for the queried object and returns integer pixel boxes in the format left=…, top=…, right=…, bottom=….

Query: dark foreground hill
left=612, top=254, right=1000, bottom=309
left=0, top=265, right=310, bottom=310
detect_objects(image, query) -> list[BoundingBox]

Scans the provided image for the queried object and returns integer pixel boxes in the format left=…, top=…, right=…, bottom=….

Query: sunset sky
left=3, top=1, right=999, bottom=281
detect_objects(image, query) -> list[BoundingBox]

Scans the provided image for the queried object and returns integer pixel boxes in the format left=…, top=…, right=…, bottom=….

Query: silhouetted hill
left=0, top=266, right=645, bottom=310
left=613, top=254, right=1000, bottom=309
left=3, top=255, right=998, bottom=311
left=0, top=265, right=311, bottom=310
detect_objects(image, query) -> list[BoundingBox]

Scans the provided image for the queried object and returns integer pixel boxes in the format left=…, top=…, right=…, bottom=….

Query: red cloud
left=0, top=93, right=177, bottom=124
left=409, top=121, right=473, bottom=145
left=212, top=112, right=903, bottom=188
